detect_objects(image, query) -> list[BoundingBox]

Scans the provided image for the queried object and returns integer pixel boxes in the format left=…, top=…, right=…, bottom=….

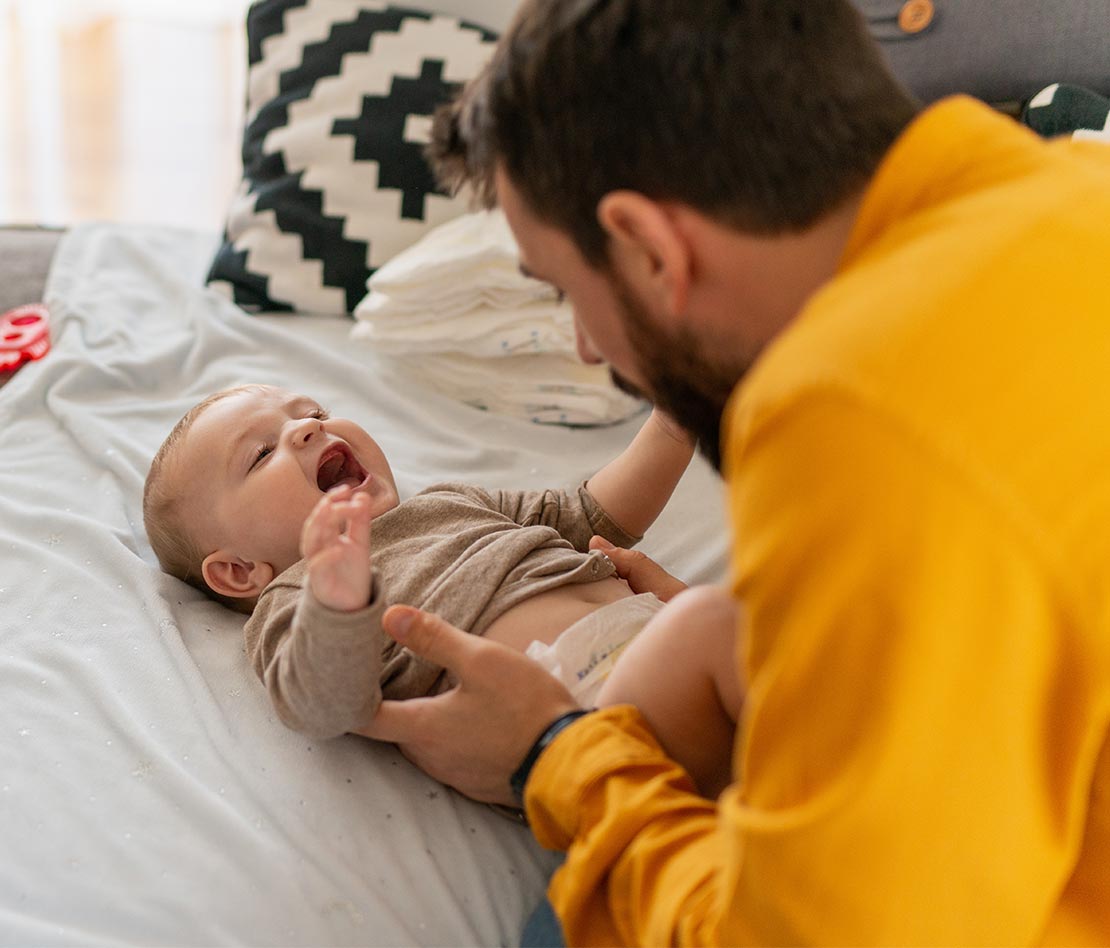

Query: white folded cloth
left=351, top=209, right=644, bottom=425
left=355, top=209, right=558, bottom=324
left=393, top=350, right=643, bottom=427
left=354, top=301, right=575, bottom=358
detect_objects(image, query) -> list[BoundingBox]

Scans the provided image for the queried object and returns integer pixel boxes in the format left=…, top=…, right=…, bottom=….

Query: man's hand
left=590, top=535, right=688, bottom=602
left=301, top=485, right=374, bottom=612
left=355, top=606, right=581, bottom=806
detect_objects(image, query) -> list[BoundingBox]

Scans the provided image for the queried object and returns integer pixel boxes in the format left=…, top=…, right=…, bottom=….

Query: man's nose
left=575, top=323, right=604, bottom=365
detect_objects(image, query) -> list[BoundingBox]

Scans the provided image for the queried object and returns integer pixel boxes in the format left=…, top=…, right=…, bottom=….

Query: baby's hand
left=301, top=485, right=374, bottom=612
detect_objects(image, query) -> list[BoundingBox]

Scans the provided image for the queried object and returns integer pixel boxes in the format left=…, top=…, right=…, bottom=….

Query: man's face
left=498, top=170, right=751, bottom=470
left=607, top=276, right=746, bottom=471
left=498, top=170, right=651, bottom=394
left=175, top=386, right=399, bottom=576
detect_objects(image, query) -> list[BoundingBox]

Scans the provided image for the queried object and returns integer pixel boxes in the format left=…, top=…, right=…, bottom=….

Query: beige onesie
left=244, top=482, right=642, bottom=739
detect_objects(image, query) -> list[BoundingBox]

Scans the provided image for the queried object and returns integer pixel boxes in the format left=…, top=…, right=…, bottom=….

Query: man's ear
left=597, top=191, right=691, bottom=318
left=201, top=551, right=274, bottom=600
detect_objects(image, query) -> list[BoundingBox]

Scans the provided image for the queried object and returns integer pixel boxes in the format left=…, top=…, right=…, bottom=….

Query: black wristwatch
left=509, top=709, right=592, bottom=805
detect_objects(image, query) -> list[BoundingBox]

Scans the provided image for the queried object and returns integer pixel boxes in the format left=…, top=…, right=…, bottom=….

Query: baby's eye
left=249, top=444, right=273, bottom=471
left=308, top=407, right=330, bottom=420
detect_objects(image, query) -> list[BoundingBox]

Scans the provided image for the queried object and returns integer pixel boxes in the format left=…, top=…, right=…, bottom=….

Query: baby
left=143, top=384, right=740, bottom=796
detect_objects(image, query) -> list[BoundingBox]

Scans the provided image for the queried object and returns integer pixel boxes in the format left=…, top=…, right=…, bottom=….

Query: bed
left=0, top=2, right=732, bottom=939
left=4, top=0, right=1105, bottom=941
left=0, top=221, right=728, bottom=944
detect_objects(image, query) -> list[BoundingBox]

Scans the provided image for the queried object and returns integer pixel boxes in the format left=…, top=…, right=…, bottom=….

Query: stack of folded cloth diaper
left=350, top=210, right=644, bottom=426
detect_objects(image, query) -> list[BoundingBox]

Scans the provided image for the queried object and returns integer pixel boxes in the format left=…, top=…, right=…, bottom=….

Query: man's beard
left=609, top=278, right=753, bottom=473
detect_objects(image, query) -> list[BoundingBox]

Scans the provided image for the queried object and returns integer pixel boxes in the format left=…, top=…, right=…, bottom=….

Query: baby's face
left=177, top=386, right=399, bottom=577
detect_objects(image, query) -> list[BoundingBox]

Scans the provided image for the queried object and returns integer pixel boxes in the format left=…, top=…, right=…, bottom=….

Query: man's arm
left=365, top=391, right=1082, bottom=946
left=585, top=407, right=695, bottom=538
left=530, top=391, right=1078, bottom=945
left=355, top=604, right=581, bottom=806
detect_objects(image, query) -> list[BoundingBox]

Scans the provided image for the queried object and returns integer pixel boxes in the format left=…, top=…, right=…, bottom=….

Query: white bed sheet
left=0, top=222, right=728, bottom=946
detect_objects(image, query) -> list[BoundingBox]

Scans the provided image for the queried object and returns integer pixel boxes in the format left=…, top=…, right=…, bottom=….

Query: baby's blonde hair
left=143, top=386, right=257, bottom=611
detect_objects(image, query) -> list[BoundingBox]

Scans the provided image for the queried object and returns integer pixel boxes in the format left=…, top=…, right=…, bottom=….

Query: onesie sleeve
left=245, top=571, right=389, bottom=740
left=486, top=482, right=642, bottom=551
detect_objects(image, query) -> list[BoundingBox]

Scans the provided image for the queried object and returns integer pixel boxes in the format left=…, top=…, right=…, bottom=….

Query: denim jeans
left=520, top=896, right=564, bottom=948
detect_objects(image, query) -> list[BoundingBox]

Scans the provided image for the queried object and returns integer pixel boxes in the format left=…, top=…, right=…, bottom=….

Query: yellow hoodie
left=526, top=98, right=1110, bottom=945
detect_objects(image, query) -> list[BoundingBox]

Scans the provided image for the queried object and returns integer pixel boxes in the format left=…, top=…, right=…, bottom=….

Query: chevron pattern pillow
left=207, top=1, right=497, bottom=315
left=1022, top=84, right=1110, bottom=143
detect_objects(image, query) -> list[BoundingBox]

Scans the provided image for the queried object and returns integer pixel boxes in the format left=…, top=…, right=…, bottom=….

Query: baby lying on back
left=143, top=385, right=740, bottom=797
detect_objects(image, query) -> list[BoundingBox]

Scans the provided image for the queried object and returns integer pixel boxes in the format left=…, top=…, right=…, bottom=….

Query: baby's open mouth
left=316, top=444, right=368, bottom=492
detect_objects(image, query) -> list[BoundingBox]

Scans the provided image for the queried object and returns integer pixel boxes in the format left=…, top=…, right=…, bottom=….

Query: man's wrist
left=510, top=709, right=592, bottom=805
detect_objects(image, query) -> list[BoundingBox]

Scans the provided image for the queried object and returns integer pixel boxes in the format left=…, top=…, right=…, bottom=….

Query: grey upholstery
left=0, top=226, right=65, bottom=313
left=857, top=0, right=1110, bottom=106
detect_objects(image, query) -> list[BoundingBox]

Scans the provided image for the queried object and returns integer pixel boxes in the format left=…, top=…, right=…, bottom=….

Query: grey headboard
left=0, top=227, right=64, bottom=314
left=857, top=0, right=1110, bottom=106
left=429, top=0, right=1109, bottom=106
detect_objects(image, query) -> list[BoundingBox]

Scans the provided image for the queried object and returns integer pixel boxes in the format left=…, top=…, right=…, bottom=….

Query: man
left=361, top=0, right=1110, bottom=943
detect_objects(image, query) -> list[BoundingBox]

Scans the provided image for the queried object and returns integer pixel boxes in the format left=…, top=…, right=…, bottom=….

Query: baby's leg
left=597, top=585, right=742, bottom=799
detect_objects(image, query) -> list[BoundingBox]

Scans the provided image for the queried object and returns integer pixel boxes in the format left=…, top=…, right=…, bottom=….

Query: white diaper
left=525, top=592, right=665, bottom=706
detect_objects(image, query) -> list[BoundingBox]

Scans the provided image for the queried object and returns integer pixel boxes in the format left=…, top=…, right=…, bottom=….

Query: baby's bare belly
left=482, top=576, right=635, bottom=653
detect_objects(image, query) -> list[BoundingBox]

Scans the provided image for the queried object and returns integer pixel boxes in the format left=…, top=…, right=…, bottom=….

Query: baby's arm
left=249, top=486, right=386, bottom=739
left=596, top=585, right=743, bottom=799
left=477, top=410, right=692, bottom=548
left=301, top=485, right=374, bottom=611
left=585, top=408, right=695, bottom=538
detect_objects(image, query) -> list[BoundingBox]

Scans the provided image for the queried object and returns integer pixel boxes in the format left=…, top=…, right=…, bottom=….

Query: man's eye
left=249, top=445, right=273, bottom=471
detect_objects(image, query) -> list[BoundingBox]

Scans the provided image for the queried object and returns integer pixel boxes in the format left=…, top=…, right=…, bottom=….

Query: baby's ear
left=201, top=551, right=274, bottom=600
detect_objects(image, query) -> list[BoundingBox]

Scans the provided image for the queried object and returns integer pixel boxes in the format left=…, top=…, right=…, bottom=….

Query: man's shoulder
left=731, top=121, right=1110, bottom=455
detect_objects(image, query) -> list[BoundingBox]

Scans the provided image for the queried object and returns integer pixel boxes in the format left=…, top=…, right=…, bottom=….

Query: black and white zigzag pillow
left=207, top=1, right=497, bottom=315
left=1022, top=83, right=1110, bottom=143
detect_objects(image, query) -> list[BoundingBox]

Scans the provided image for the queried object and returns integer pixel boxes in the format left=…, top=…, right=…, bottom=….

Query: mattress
left=0, top=222, right=728, bottom=945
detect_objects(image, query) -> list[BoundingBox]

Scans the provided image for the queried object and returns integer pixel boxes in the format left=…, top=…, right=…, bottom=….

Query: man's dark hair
left=430, top=0, right=919, bottom=264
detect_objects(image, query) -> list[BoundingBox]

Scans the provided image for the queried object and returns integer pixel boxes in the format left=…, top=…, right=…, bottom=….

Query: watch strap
left=509, top=709, right=591, bottom=804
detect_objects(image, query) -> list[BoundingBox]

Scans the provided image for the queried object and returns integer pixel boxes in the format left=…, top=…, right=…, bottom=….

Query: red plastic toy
left=0, top=304, right=51, bottom=373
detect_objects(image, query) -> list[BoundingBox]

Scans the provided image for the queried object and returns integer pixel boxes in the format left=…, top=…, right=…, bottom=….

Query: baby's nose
left=291, top=417, right=323, bottom=445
